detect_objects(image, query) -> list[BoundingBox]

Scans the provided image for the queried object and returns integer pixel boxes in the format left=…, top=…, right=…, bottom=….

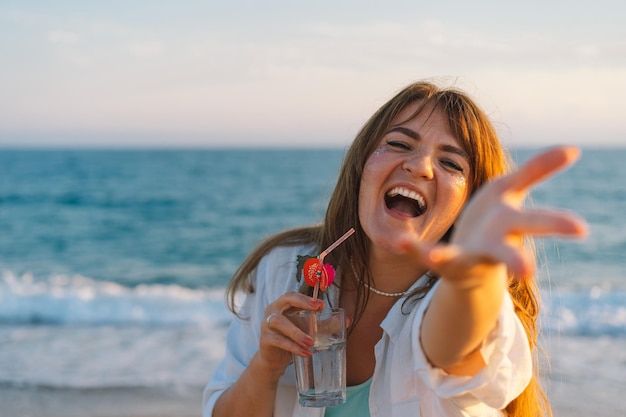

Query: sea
left=0, top=148, right=625, bottom=414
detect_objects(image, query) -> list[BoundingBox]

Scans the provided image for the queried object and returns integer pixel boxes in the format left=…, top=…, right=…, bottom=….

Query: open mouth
left=385, top=187, right=426, bottom=217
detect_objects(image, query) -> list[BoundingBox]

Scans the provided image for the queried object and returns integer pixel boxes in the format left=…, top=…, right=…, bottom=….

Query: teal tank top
left=324, top=378, right=372, bottom=417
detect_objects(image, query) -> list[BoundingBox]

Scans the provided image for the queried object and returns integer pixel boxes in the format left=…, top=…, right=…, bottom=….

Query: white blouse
left=203, top=244, right=532, bottom=417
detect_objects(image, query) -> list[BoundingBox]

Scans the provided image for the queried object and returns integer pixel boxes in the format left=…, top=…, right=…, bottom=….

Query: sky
left=0, top=1, right=625, bottom=148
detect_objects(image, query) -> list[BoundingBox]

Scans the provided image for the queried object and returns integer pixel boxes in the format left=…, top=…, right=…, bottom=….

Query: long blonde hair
left=226, top=80, right=551, bottom=417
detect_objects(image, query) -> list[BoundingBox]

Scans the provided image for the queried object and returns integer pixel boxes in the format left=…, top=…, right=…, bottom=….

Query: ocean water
left=0, top=148, right=624, bottom=408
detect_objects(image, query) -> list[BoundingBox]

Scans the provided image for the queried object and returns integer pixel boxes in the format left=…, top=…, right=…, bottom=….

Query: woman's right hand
left=212, top=292, right=324, bottom=417
left=256, top=291, right=324, bottom=379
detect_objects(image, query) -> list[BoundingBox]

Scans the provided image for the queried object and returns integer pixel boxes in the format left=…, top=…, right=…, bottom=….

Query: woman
left=203, top=81, right=587, bottom=416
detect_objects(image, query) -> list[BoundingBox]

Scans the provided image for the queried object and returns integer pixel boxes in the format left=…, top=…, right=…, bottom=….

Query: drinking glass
left=287, top=308, right=346, bottom=407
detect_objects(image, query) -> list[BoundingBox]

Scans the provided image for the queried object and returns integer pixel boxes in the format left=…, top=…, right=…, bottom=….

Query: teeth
left=387, top=187, right=426, bottom=209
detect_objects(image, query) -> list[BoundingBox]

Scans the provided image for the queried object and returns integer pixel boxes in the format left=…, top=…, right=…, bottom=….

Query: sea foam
left=0, top=270, right=230, bottom=326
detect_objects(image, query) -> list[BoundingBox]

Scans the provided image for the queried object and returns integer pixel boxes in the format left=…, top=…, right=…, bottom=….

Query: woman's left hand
left=408, top=145, right=588, bottom=283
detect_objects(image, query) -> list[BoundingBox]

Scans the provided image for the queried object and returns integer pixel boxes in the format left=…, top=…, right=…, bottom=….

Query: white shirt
left=203, top=244, right=532, bottom=417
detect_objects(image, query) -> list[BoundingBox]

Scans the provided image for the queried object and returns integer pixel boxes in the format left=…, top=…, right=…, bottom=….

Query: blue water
left=0, top=148, right=624, bottom=389
left=0, top=149, right=342, bottom=289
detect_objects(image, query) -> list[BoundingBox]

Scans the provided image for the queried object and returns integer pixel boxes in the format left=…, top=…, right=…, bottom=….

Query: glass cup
left=287, top=308, right=347, bottom=407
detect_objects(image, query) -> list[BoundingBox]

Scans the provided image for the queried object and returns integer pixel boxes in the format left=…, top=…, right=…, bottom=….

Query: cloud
left=303, top=21, right=412, bottom=39
left=46, top=30, right=80, bottom=44
left=574, top=44, right=601, bottom=59
left=126, top=41, right=165, bottom=58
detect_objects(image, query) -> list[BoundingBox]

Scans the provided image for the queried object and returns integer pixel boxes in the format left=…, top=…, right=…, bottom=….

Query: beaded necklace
left=350, top=259, right=409, bottom=298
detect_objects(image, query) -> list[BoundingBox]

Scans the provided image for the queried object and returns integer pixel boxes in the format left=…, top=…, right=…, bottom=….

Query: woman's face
left=358, top=102, right=471, bottom=257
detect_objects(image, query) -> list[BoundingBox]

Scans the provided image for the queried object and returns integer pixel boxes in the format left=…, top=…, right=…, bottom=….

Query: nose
left=402, top=151, right=434, bottom=180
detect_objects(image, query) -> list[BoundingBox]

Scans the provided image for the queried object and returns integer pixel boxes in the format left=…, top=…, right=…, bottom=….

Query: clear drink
left=287, top=308, right=346, bottom=407
left=293, top=337, right=346, bottom=407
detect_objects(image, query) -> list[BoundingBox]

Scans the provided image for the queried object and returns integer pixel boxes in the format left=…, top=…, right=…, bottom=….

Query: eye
left=441, top=159, right=464, bottom=173
left=386, top=140, right=411, bottom=151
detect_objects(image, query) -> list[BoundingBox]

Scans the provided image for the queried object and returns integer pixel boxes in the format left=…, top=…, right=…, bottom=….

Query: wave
left=0, top=271, right=231, bottom=326
left=542, top=287, right=626, bottom=337
left=1, top=271, right=625, bottom=336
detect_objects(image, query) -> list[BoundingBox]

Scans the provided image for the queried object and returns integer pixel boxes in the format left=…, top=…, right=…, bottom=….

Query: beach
left=3, top=374, right=623, bottom=417
left=544, top=335, right=626, bottom=417
left=0, top=384, right=618, bottom=417
left=1, top=386, right=202, bottom=417
left=2, top=333, right=625, bottom=417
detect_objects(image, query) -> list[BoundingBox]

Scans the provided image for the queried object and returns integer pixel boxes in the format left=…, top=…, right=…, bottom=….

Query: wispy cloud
left=46, top=30, right=80, bottom=44
left=126, top=41, right=165, bottom=58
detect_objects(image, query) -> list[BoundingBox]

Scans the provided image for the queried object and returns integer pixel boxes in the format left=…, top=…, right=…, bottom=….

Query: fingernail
left=302, top=335, right=314, bottom=346
left=566, top=146, right=581, bottom=159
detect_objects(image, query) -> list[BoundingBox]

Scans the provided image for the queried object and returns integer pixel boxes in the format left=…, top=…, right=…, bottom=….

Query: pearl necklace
left=350, top=259, right=409, bottom=298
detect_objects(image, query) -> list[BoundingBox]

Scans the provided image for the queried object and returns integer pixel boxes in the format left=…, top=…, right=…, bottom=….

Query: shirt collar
left=379, top=273, right=433, bottom=342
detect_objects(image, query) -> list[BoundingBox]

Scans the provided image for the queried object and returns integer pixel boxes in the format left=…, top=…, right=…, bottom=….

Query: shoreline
left=0, top=385, right=203, bottom=417
left=1, top=382, right=623, bottom=417
left=2, top=334, right=624, bottom=417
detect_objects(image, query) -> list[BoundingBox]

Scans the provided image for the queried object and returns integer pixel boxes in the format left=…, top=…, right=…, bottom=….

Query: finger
left=264, top=312, right=315, bottom=349
left=398, top=234, right=437, bottom=264
left=267, top=291, right=324, bottom=315
left=507, top=208, right=589, bottom=238
left=427, top=243, right=534, bottom=281
left=263, top=330, right=313, bottom=358
left=502, top=146, right=580, bottom=195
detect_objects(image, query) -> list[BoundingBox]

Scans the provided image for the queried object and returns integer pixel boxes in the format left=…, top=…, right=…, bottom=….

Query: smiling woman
left=203, top=80, right=587, bottom=417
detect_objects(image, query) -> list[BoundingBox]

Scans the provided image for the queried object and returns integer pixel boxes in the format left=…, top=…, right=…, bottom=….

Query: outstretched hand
left=407, top=146, right=588, bottom=284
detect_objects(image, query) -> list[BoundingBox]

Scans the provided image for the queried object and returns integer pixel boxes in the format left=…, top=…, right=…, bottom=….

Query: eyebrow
left=388, top=126, right=420, bottom=140
left=387, top=126, right=469, bottom=160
